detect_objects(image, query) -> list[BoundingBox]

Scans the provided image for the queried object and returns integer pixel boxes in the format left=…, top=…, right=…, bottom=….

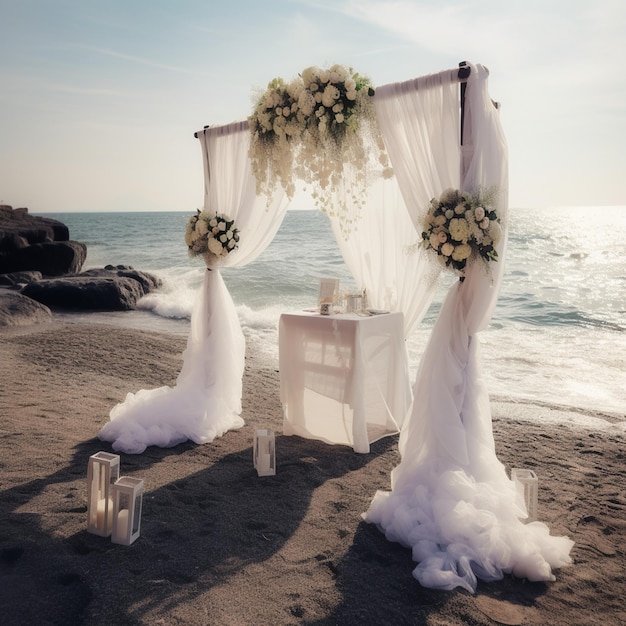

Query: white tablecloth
left=279, top=311, right=411, bottom=453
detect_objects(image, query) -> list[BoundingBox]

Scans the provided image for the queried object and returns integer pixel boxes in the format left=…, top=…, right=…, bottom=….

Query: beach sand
left=0, top=321, right=624, bottom=626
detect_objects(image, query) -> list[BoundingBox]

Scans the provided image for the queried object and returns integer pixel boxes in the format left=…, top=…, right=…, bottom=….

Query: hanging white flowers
left=249, top=64, right=392, bottom=234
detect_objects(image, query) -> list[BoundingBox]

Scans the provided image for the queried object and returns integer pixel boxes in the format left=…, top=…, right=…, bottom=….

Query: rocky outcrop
left=1, top=240, right=87, bottom=276
left=0, top=205, right=69, bottom=243
left=21, top=266, right=163, bottom=311
left=0, top=271, right=43, bottom=287
left=0, top=206, right=163, bottom=322
left=0, top=205, right=85, bottom=276
left=0, top=290, right=52, bottom=326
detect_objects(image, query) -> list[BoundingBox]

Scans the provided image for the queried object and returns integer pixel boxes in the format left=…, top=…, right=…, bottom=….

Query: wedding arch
left=98, top=60, right=573, bottom=592
left=100, top=60, right=481, bottom=453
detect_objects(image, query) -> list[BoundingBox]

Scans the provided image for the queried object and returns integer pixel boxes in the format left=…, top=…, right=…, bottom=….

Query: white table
left=279, top=311, right=411, bottom=453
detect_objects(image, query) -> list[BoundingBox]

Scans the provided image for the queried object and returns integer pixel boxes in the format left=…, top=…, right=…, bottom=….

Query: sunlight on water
left=41, top=207, right=626, bottom=420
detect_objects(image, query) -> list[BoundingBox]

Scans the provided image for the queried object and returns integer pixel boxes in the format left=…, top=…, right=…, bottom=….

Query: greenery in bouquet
left=249, top=64, right=392, bottom=234
left=420, top=187, right=501, bottom=276
left=185, top=210, right=240, bottom=264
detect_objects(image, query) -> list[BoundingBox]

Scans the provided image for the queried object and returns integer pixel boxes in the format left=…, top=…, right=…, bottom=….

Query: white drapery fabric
left=328, top=70, right=462, bottom=339
left=363, top=64, right=574, bottom=592
left=99, top=122, right=289, bottom=453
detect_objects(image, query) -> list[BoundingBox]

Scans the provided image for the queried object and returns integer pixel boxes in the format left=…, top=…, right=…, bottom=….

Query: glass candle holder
left=511, top=468, right=538, bottom=522
left=111, top=477, right=145, bottom=545
left=87, top=452, right=120, bottom=537
left=253, top=429, right=276, bottom=477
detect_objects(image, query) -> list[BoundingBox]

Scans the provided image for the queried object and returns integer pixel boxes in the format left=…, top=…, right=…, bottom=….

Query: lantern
left=511, top=468, right=538, bottom=522
left=254, top=429, right=276, bottom=477
left=87, top=451, right=120, bottom=536
left=111, top=477, right=145, bottom=545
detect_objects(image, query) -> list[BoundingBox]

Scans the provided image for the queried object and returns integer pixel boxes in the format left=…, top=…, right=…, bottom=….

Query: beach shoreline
left=0, top=320, right=624, bottom=625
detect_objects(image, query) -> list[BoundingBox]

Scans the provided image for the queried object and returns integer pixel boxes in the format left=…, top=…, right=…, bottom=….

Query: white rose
left=226, top=230, right=233, bottom=239
left=454, top=203, right=465, bottom=215
left=209, top=218, right=217, bottom=227
left=335, top=113, right=345, bottom=123
left=474, top=206, right=485, bottom=221
left=219, top=234, right=227, bottom=243
left=429, top=233, right=440, bottom=249
left=441, top=242, right=454, bottom=257
left=227, top=238, right=236, bottom=249
left=452, top=243, right=472, bottom=261
left=445, top=209, right=454, bottom=219
left=207, top=237, right=223, bottom=256
left=218, top=221, right=226, bottom=231
left=345, top=78, right=356, bottom=91
left=318, top=70, right=330, bottom=83
left=480, top=217, right=490, bottom=229
left=437, top=230, right=448, bottom=244
left=301, top=66, right=315, bottom=86
left=449, top=218, right=470, bottom=242
left=282, top=106, right=291, bottom=117
left=346, top=89, right=357, bottom=101
left=196, top=219, right=208, bottom=236
left=489, top=221, right=502, bottom=243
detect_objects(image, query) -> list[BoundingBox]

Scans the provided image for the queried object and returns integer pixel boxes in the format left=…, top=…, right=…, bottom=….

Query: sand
left=0, top=320, right=624, bottom=626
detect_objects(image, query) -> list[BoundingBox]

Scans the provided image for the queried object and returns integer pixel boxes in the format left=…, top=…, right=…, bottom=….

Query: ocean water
left=40, top=207, right=626, bottom=423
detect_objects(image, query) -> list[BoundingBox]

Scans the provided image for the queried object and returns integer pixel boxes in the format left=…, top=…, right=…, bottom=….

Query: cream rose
left=207, top=237, right=223, bottom=256
left=196, top=219, right=208, bottom=236
left=452, top=243, right=472, bottom=261
left=449, top=218, right=469, bottom=242
left=441, top=242, right=454, bottom=257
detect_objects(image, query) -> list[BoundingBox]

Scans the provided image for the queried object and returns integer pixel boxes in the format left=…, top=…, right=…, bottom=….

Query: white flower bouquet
left=248, top=64, right=391, bottom=234
left=421, top=187, right=501, bottom=276
left=185, top=210, right=240, bottom=264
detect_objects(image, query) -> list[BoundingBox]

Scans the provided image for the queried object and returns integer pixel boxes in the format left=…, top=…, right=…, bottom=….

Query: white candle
left=113, top=509, right=130, bottom=543
left=257, top=453, right=271, bottom=475
left=96, top=497, right=113, bottom=531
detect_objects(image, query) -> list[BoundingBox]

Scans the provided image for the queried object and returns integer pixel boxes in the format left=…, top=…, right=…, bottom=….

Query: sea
left=38, top=207, right=626, bottom=428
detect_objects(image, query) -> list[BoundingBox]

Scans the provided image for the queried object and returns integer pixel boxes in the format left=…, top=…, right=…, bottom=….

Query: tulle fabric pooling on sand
left=99, top=269, right=245, bottom=454
left=362, top=64, right=574, bottom=592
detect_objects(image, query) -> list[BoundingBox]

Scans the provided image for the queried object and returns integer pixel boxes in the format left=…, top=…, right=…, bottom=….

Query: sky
left=0, top=0, right=624, bottom=213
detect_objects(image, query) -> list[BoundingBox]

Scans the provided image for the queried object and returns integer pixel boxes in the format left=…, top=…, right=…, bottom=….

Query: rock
left=0, top=205, right=83, bottom=276
left=0, top=290, right=52, bottom=326
left=20, top=267, right=162, bottom=311
left=0, top=241, right=87, bottom=276
left=0, top=205, right=69, bottom=244
left=0, top=233, right=30, bottom=251
left=0, top=271, right=43, bottom=287
left=83, top=265, right=162, bottom=292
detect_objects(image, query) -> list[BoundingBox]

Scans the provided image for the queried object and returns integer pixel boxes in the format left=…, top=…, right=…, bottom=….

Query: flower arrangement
left=185, top=210, right=240, bottom=265
left=249, top=64, right=392, bottom=234
left=420, top=187, right=501, bottom=276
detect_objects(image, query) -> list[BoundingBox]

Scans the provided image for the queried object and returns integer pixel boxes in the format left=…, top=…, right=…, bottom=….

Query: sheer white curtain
left=99, top=121, right=289, bottom=454
left=329, top=69, right=462, bottom=339
left=364, top=64, right=573, bottom=593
